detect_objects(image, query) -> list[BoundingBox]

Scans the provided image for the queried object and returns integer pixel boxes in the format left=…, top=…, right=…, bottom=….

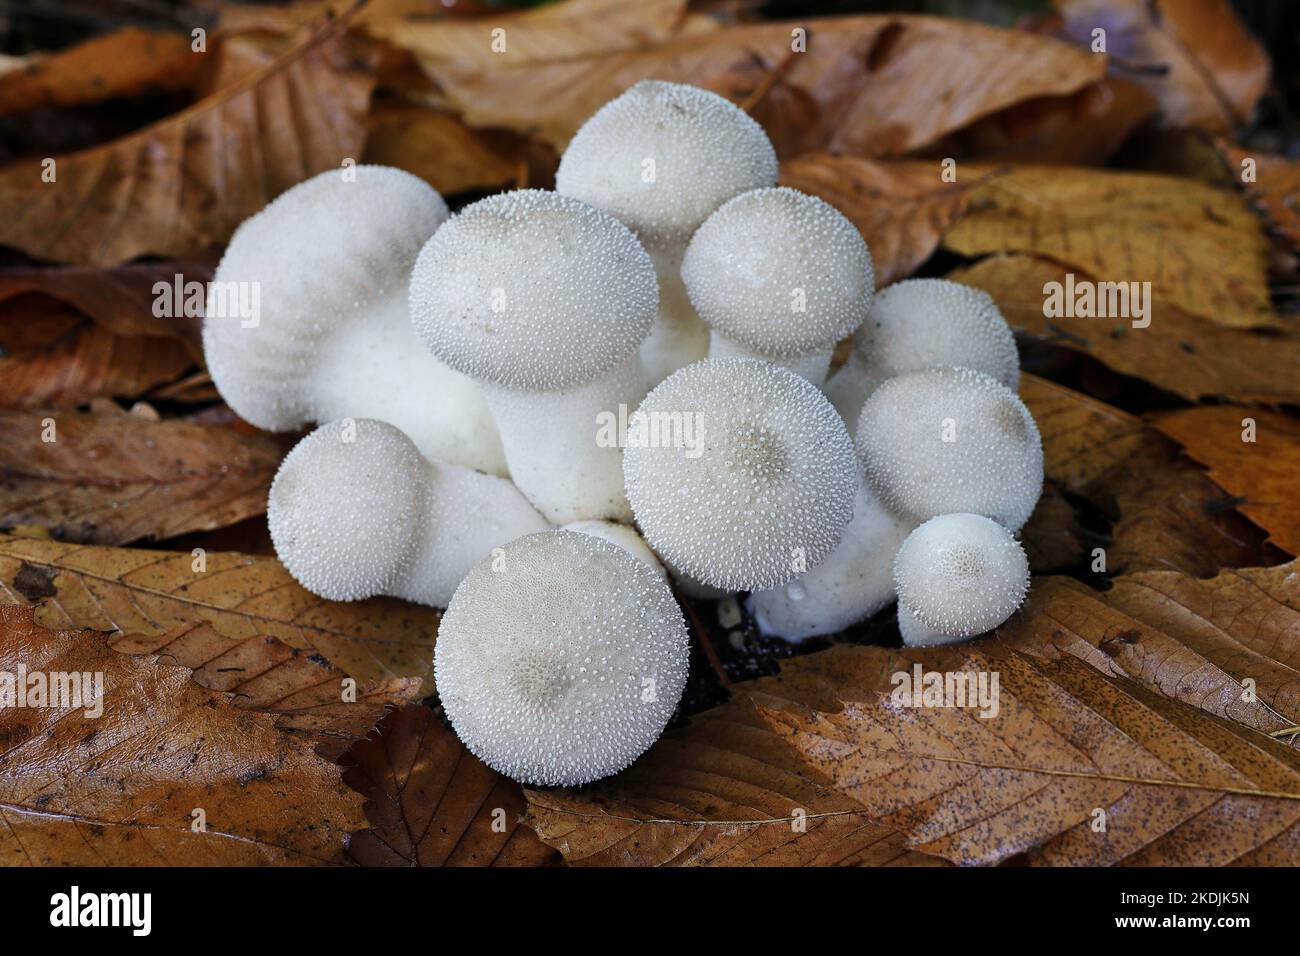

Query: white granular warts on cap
left=893, top=513, right=1029, bottom=639
left=852, top=278, right=1018, bottom=393
left=681, top=187, right=874, bottom=358
left=409, top=189, right=657, bottom=392
left=435, top=531, right=689, bottom=787
left=204, top=165, right=449, bottom=432
left=856, top=366, right=1043, bottom=531
left=623, top=359, right=858, bottom=592
left=268, top=419, right=425, bottom=602
left=555, top=81, right=778, bottom=255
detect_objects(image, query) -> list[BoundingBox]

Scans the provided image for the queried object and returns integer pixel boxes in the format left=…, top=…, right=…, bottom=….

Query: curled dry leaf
left=0, top=605, right=365, bottom=865
left=362, top=100, right=522, bottom=195
left=943, top=166, right=1274, bottom=329
left=0, top=408, right=281, bottom=545
left=951, top=254, right=1300, bottom=404
left=344, top=704, right=557, bottom=866
left=1153, top=405, right=1300, bottom=557
left=1019, top=481, right=1086, bottom=574
left=1217, top=142, right=1300, bottom=247
left=0, top=12, right=372, bottom=266
left=0, top=534, right=439, bottom=686
left=757, top=639, right=1300, bottom=866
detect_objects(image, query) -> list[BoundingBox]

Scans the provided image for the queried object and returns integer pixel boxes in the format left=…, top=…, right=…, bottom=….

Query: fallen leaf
left=0, top=408, right=281, bottom=544
left=1055, top=0, right=1269, bottom=134
left=1153, top=405, right=1300, bottom=556
left=1217, top=142, right=1300, bottom=247
left=0, top=27, right=201, bottom=116
left=757, top=639, right=1300, bottom=865
left=344, top=704, right=558, bottom=866
left=1020, top=481, right=1086, bottom=573
left=0, top=534, right=439, bottom=686
left=362, top=99, right=522, bottom=195
left=0, top=605, right=365, bottom=864
left=952, top=254, right=1300, bottom=404
left=778, top=155, right=984, bottom=286
left=0, top=12, right=372, bottom=266
left=943, top=166, right=1274, bottom=329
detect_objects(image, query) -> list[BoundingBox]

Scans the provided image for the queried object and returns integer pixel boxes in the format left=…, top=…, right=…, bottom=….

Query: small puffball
left=555, top=80, right=778, bottom=257
left=623, top=359, right=858, bottom=592
left=893, top=513, right=1029, bottom=641
left=268, top=419, right=424, bottom=601
left=827, top=278, right=1018, bottom=426
left=856, top=366, right=1043, bottom=531
left=682, top=186, right=874, bottom=361
left=409, top=189, right=657, bottom=392
left=435, top=531, right=689, bottom=787
left=563, top=520, right=667, bottom=579
left=897, top=600, right=968, bottom=648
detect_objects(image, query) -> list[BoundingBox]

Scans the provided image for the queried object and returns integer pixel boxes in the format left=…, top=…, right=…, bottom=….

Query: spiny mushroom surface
left=856, top=366, right=1043, bottom=531
left=556, top=80, right=778, bottom=383
left=563, top=520, right=667, bottom=579
left=203, top=165, right=505, bottom=475
left=267, top=419, right=547, bottom=607
left=682, top=186, right=874, bottom=384
left=827, top=278, right=1018, bottom=428
left=435, top=530, right=689, bottom=786
left=623, top=359, right=858, bottom=592
left=893, top=512, right=1029, bottom=644
left=409, top=189, right=657, bottom=523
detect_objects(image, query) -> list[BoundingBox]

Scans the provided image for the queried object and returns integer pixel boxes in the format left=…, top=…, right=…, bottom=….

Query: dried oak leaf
left=0, top=605, right=365, bottom=865
left=0, top=408, right=281, bottom=544
left=1153, top=405, right=1300, bottom=557
left=952, top=255, right=1300, bottom=405
left=757, top=639, right=1300, bottom=866
left=943, top=166, right=1274, bottom=329
left=344, top=703, right=557, bottom=866
left=0, top=14, right=372, bottom=266
left=363, top=99, right=523, bottom=196
left=0, top=534, right=439, bottom=686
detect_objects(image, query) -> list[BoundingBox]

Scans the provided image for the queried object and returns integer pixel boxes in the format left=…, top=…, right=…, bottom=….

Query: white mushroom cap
left=682, top=187, right=874, bottom=360
left=555, top=80, right=778, bottom=257
left=827, top=278, right=1018, bottom=424
left=409, top=189, right=657, bottom=392
left=856, top=366, right=1043, bottom=531
left=435, top=530, right=689, bottom=786
left=563, top=520, right=667, bottom=579
left=623, top=359, right=858, bottom=592
left=268, top=418, right=424, bottom=601
left=894, top=513, right=1029, bottom=641
left=897, top=600, right=967, bottom=648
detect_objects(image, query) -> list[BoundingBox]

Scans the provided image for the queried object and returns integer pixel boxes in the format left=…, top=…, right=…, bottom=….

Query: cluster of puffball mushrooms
left=203, top=80, right=1042, bottom=787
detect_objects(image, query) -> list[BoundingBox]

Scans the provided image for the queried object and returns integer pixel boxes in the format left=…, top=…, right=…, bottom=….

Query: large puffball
left=435, top=531, right=689, bottom=787
left=856, top=366, right=1043, bottom=531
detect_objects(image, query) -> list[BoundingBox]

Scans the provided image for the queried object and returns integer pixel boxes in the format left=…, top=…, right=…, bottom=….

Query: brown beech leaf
left=943, top=167, right=1275, bottom=329
left=0, top=534, right=439, bottom=686
left=110, top=628, right=420, bottom=761
left=436, top=15, right=1105, bottom=159
left=0, top=27, right=202, bottom=116
left=362, top=100, right=523, bottom=195
left=778, top=155, right=985, bottom=287
left=1217, top=142, right=1300, bottom=247
left=0, top=408, right=281, bottom=544
left=523, top=682, right=945, bottom=867
left=999, top=561, right=1300, bottom=741
left=1153, top=405, right=1300, bottom=557
left=757, top=640, right=1300, bottom=866
left=952, top=255, right=1300, bottom=404
left=0, top=300, right=193, bottom=408
left=1020, top=374, right=1278, bottom=576
left=1055, top=0, right=1269, bottom=134
left=344, top=704, right=557, bottom=866
left=0, top=605, right=365, bottom=865
left=1020, top=481, right=1086, bottom=574
left=0, top=13, right=372, bottom=267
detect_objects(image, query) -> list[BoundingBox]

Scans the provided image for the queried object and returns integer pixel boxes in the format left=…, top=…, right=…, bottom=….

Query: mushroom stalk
left=708, top=333, right=834, bottom=384
left=641, top=250, right=710, bottom=385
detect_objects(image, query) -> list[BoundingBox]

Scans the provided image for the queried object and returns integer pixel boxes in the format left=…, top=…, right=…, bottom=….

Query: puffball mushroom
left=856, top=366, right=1043, bottom=531
left=748, top=482, right=913, bottom=642
left=267, top=419, right=548, bottom=607
left=203, top=165, right=506, bottom=476
left=893, top=513, right=1030, bottom=646
left=409, top=189, right=657, bottom=524
left=556, top=80, right=779, bottom=384
left=435, top=530, right=689, bottom=786
left=563, top=520, right=667, bottom=580
left=682, top=186, right=874, bottom=384
left=826, top=278, right=1019, bottom=428
left=623, top=359, right=858, bottom=592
